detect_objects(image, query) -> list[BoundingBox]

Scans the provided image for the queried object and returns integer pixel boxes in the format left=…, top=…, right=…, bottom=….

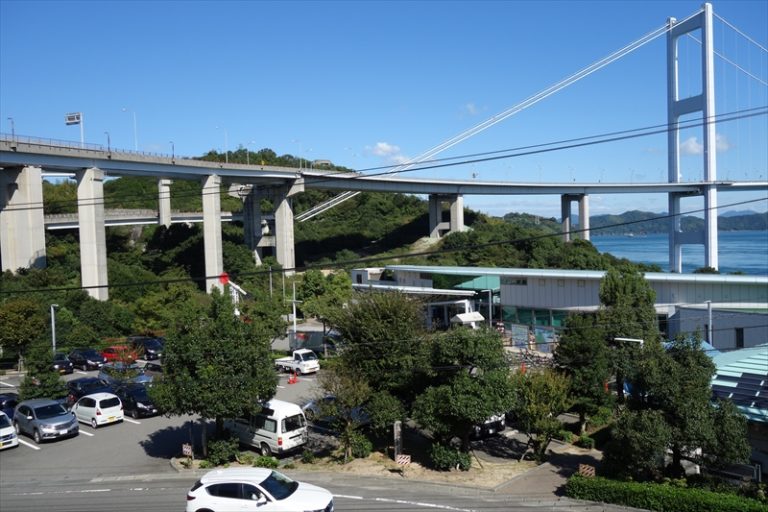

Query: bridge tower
left=666, top=2, right=718, bottom=272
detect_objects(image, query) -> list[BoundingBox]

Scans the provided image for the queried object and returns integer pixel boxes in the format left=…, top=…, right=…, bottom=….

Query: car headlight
left=137, top=402, right=150, bottom=409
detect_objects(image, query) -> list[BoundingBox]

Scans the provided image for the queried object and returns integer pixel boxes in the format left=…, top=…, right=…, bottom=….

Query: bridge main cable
left=297, top=12, right=693, bottom=222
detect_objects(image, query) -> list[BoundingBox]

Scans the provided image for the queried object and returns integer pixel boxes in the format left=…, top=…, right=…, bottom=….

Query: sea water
left=591, top=230, right=768, bottom=275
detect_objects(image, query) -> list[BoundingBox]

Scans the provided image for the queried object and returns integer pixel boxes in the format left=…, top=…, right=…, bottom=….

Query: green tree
left=602, top=409, right=671, bottom=481
left=314, top=363, right=372, bottom=463
left=329, top=291, right=430, bottom=408
left=508, top=369, right=571, bottom=463
left=553, top=313, right=613, bottom=434
left=150, top=288, right=277, bottom=454
left=19, top=339, right=67, bottom=400
left=0, top=298, right=47, bottom=368
left=598, top=268, right=659, bottom=404
left=300, top=270, right=352, bottom=337
left=412, top=328, right=515, bottom=452
left=625, top=336, right=750, bottom=477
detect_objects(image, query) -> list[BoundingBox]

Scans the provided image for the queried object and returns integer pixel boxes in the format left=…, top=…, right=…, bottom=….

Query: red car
left=101, top=345, right=138, bottom=363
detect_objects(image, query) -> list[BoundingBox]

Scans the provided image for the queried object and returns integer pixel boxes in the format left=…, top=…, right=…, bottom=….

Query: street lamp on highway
left=121, top=107, right=138, bottom=151
left=50, top=304, right=59, bottom=354
left=7, top=117, right=14, bottom=140
left=104, top=131, right=111, bottom=153
left=170, top=141, right=175, bottom=162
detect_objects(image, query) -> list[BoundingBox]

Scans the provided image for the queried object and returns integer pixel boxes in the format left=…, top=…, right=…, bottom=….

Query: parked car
left=13, top=399, right=79, bottom=444
left=128, top=336, right=164, bottom=360
left=142, top=361, right=164, bottom=380
left=0, top=411, right=19, bottom=450
left=274, top=349, right=320, bottom=375
left=472, top=413, right=506, bottom=438
left=0, top=392, right=19, bottom=419
left=101, top=344, right=138, bottom=363
left=52, top=352, right=74, bottom=374
left=302, top=395, right=370, bottom=428
left=68, top=348, right=107, bottom=370
left=224, top=399, right=308, bottom=457
left=72, top=392, right=123, bottom=429
left=114, top=383, right=158, bottom=418
left=66, top=377, right=113, bottom=408
left=98, top=362, right=152, bottom=386
left=185, top=468, right=334, bottom=512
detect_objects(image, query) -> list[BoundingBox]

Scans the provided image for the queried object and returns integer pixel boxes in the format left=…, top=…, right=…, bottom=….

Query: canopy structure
left=451, top=311, right=485, bottom=326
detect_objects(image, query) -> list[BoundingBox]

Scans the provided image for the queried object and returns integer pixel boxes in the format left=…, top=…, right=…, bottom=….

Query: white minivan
left=224, top=399, right=308, bottom=457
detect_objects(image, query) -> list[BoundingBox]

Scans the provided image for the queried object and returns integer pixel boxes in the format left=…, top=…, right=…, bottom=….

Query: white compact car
left=0, top=411, right=19, bottom=450
left=185, top=468, right=334, bottom=512
left=72, top=392, right=124, bottom=428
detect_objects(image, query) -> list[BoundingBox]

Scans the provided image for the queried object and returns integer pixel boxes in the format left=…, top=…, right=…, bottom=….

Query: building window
left=356, top=274, right=363, bottom=284
left=735, top=328, right=744, bottom=349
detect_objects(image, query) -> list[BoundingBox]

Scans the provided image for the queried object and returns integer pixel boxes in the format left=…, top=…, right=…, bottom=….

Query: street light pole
left=122, top=108, right=138, bottom=150
left=104, top=131, right=111, bottom=153
left=50, top=304, right=59, bottom=354
left=7, top=117, right=14, bottom=140
left=170, top=141, right=175, bottom=162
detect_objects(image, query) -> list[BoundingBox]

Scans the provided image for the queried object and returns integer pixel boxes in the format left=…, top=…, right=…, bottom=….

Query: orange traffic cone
left=288, top=371, right=298, bottom=385
left=520, top=362, right=527, bottom=374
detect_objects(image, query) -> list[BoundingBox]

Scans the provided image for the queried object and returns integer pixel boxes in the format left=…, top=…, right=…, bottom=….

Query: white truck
left=275, top=349, right=320, bottom=375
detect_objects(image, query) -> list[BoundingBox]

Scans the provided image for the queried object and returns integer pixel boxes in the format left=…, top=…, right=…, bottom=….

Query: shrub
left=301, top=450, right=316, bottom=464
left=349, top=431, right=372, bottom=459
left=576, top=435, right=595, bottom=449
left=237, top=452, right=256, bottom=466
left=206, top=434, right=239, bottom=466
left=565, top=474, right=766, bottom=512
left=555, top=430, right=574, bottom=443
left=253, top=456, right=279, bottom=469
left=429, top=444, right=471, bottom=471
left=588, top=406, right=614, bottom=429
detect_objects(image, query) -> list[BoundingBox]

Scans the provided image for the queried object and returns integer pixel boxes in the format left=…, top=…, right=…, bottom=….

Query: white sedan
left=71, top=392, right=124, bottom=428
left=185, top=468, right=333, bottom=512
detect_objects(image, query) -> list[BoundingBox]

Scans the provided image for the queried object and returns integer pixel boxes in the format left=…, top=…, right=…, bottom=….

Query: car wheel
left=91, top=418, right=98, bottom=429
left=13, top=421, right=21, bottom=435
left=305, top=409, right=315, bottom=422
left=130, top=409, right=139, bottom=419
left=260, top=442, right=272, bottom=457
left=33, top=429, right=41, bottom=444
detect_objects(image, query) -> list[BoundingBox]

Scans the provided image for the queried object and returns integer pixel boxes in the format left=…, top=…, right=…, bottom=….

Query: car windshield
left=143, top=340, right=162, bottom=349
left=34, top=404, right=67, bottom=419
left=129, top=387, right=150, bottom=400
left=83, top=350, right=102, bottom=359
left=0, top=415, right=10, bottom=428
left=302, top=352, right=318, bottom=361
left=53, top=353, right=68, bottom=361
left=259, top=471, right=299, bottom=501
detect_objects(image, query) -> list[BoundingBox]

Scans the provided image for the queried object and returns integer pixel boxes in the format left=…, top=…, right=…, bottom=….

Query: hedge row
left=565, top=474, right=766, bottom=512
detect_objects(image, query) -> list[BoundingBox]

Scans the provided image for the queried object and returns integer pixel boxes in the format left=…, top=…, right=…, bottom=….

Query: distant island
left=502, top=210, right=767, bottom=235
left=589, top=210, right=767, bottom=235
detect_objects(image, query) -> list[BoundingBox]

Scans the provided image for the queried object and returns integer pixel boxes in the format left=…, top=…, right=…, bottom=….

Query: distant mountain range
left=588, top=210, right=767, bottom=235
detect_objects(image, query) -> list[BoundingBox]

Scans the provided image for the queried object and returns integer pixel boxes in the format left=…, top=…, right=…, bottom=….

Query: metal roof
left=352, top=283, right=476, bottom=297
left=384, top=265, right=768, bottom=285
left=711, top=344, right=768, bottom=423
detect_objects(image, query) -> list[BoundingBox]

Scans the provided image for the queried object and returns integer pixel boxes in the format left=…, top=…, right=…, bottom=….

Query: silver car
left=13, top=399, right=79, bottom=444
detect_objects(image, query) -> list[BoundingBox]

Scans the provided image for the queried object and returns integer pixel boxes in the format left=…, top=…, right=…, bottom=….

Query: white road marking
left=75, top=370, right=88, bottom=375
left=0, top=380, right=15, bottom=387
left=123, top=418, right=141, bottom=425
left=18, top=439, right=41, bottom=450
left=79, top=430, right=95, bottom=437
left=335, top=494, right=477, bottom=512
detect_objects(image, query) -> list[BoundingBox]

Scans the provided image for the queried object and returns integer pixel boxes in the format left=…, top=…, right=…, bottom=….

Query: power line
left=1, top=196, right=764, bottom=297
left=3, top=106, right=767, bottom=214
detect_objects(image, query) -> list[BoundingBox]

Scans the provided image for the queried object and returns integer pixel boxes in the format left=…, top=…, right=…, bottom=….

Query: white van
left=224, top=399, right=308, bottom=457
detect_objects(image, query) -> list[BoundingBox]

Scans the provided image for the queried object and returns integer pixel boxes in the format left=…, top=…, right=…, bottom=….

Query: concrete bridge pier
left=560, top=194, right=590, bottom=242
left=242, top=186, right=271, bottom=266
left=0, top=165, right=46, bottom=271
left=158, top=178, right=173, bottom=227
left=428, top=194, right=465, bottom=238
left=202, top=174, right=224, bottom=293
left=77, top=167, right=109, bottom=300
left=273, top=181, right=304, bottom=276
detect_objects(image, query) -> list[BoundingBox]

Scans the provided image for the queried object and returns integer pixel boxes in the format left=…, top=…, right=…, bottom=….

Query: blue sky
left=1, top=0, right=766, bottom=219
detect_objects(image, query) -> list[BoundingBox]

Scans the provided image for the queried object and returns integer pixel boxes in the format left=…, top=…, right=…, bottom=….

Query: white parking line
left=18, top=439, right=41, bottom=450
left=334, top=494, right=478, bottom=512
left=79, top=430, right=94, bottom=437
left=123, top=418, right=140, bottom=425
left=75, top=370, right=89, bottom=375
left=0, top=380, right=15, bottom=387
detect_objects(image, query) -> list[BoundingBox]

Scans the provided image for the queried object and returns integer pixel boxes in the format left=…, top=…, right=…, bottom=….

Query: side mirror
left=26, top=415, right=33, bottom=421
left=256, top=495, right=267, bottom=505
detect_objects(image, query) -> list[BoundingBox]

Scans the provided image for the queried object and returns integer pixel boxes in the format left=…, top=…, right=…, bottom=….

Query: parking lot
left=0, top=363, right=322, bottom=481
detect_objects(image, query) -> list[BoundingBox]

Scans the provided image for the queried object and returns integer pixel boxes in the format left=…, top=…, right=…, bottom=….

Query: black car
left=65, top=377, right=112, bottom=408
left=68, top=348, right=107, bottom=371
left=128, top=336, right=164, bottom=361
left=114, top=383, right=158, bottom=419
left=0, top=393, right=19, bottom=420
left=52, top=352, right=74, bottom=374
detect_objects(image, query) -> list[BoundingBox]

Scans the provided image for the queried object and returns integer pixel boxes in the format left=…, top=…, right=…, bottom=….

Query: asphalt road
left=0, top=364, right=630, bottom=512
